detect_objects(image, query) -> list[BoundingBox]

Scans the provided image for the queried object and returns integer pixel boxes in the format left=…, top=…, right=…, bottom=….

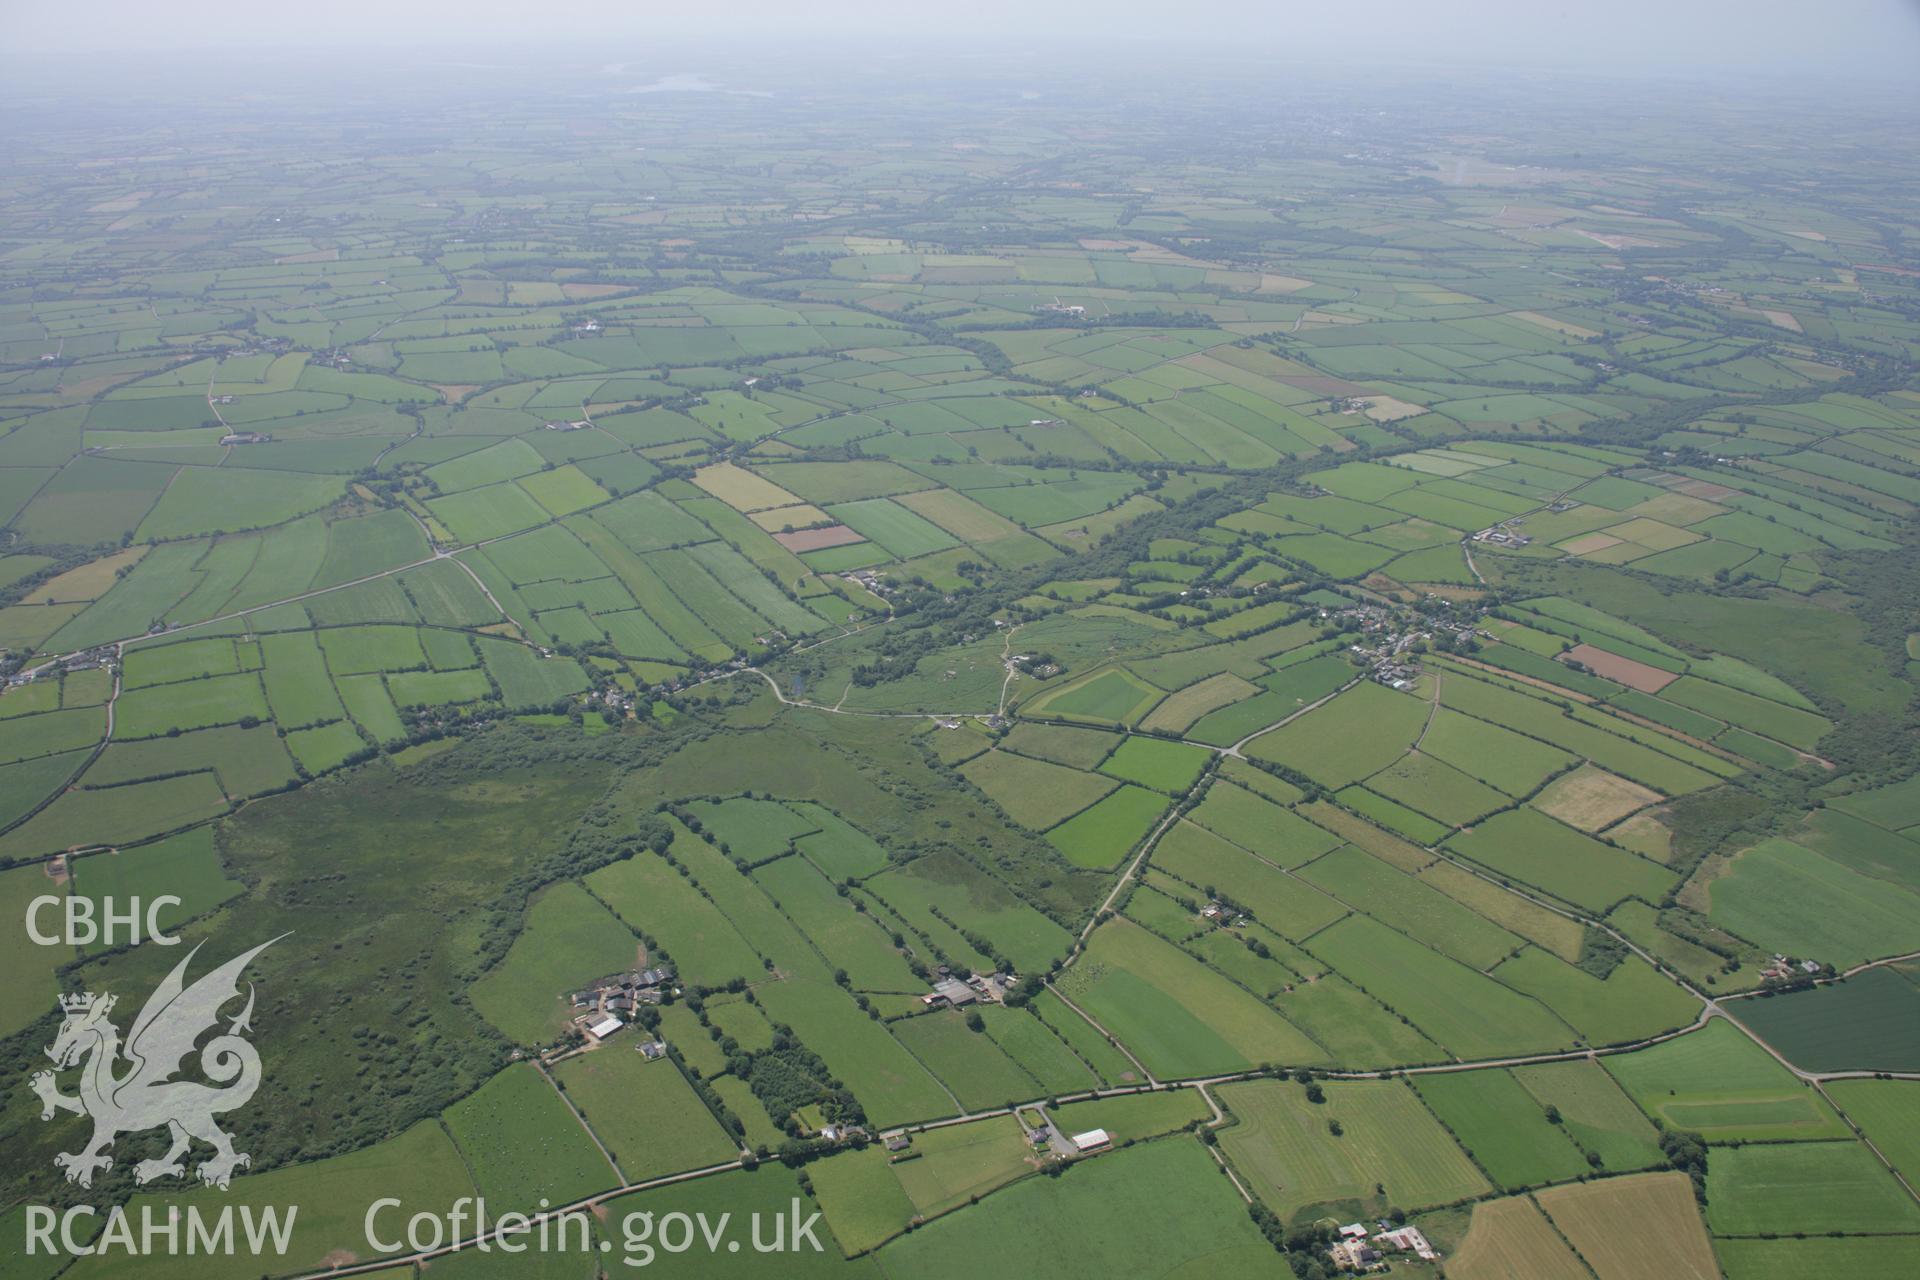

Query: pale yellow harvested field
left=1536, top=1172, right=1719, bottom=1280
left=1360, top=396, right=1427, bottom=422
left=691, top=461, right=803, bottom=512
left=772, top=525, right=864, bottom=552
left=1510, top=310, right=1600, bottom=340
left=1448, top=1196, right=1590, bottom=1280
left=1140, top=671, right=1263, bottom=734
left=748, top=503, right=834, bottom=532
left=1559, top=532, right=1622, bottom=556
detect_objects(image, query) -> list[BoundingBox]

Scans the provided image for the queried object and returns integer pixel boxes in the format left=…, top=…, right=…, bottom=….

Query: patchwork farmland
left=1, top=46, right=1918, bottom=1280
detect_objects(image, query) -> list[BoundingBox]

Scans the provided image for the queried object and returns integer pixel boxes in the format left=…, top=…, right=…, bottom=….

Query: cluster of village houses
left=1329, top=599, right=1485, bottom=693
left=1329, top=1221, right=1439, bottom=1271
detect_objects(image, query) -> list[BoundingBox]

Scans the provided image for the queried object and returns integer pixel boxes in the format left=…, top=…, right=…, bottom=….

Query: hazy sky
left=6, top=0, right=1920, bottom=81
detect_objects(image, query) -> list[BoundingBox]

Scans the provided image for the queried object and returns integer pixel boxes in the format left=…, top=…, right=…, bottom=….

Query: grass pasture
left=470, top=881, right=640, bottom=1046
left=1414, top=1069, right=1590, bottom=1190
left=1510, top=1059, right=1665, bottom=1172
left=1149, top=819, right=1347, bottom=940
left=585, top=850, right=763, bottom=983
left=1243, top=680, right=1428, bottom=788
left=0, top=864, right=68, bottom=1038
left=1706, top=837, right=1920, bottom=968
left=1059, top=918, right=1325, bottom=1077
left=442, top=1063, right=617, bottom=1212
left=1044, top=784, right=1168, bottom=869
left=1704, top=1140, right=1920, bottom=1236
left=1097, top=735, right=1210, bottom=793
left=1715, top=1237, right=1920, bottom=1280
left=70, top=825, right=243, bottom=948
left=113, top=672, right=268, bottom=738
left=1305, top=914, right=1577, bottom=1060
left=1491, top=948, right=1701, bottom=1047
left=871, top=1136, right=1274, bottom=1280
left=68, top=1121, right=477, bottom=1280
left=979, top=1006, right=1098, bottom=1093
left=1187, top=781, right=1341, bottom=868
left=1601, top=1019, right=1847, bottom=1142
left=1020, top=667, right=1163, bottom=726
left=551, top=1050, right=737, bottom=1180
left=1447, top=808, right=1675, bottom=911
left=1826, top=1079, right=1920, bottom=1186
left=958, top=749, right=1115, bottom=829
left=808, top=1146, right=917, bottom=1256
left=1218, top=1078, right=1487, bottom=1224
left=888, top=1115, right=1035, bottom=1218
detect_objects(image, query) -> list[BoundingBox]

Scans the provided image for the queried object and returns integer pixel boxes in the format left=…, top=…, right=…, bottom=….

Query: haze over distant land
left=3, top=0, right=1919, bottom=81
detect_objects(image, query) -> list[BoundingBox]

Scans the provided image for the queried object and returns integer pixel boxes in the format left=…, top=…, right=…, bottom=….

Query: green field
left=1447, top=807, right=1676, bottom=911
left=1218, top=1078, right=1488, bottom=1223
left=470, top=881, right=640, bottom=1045
left=1415, top=1069, right=1592, bottom=1189
left=1491, top=948, right=1701, bottom=1046
left=1705, top=1140, right=1920, bottom=1235
left=1733, top=966, right=1920, bottom=1071
left=1706, top=838, right=1920, bottom=968
left=1602, top=1019, right=1849, bottom=1142
left=1044, top=784, right=1168, bottom=869
left=1057, top=918, right=1325, bottom=1076
left=60, top=1121, right=477, bottom=1280
left=0, top=864, right=68, bottom=1038
left=552, top=1050, right=737, bottom=1180
left=70, top=828, right=242, bottom=947
left=1510, top=1058, right=1665, bottom=1172
left=1716, top=1237, right=1920, bottom=1280
left=1244, top=680, right=1429, bottom=787
left=586, top=849, right=764, bottom=983
left=1020, top=667, right=1164, bottom=726
left=1188, top=781, right=1341, bottom=867
left=442, top=1063, right=618, bottom=1212
left=958, top=749, right=1116, bottom=829
left=113, top=671, right=269, bottom=738
left=809, top=1145, right=918, bottom=1256
left=1307, top=914, right=1577, bottom=1059
left=1096, top=735, right=1211, bottom=793
left=870, top=1137, right=1276, bottom=1279
left=1149, top=819, right=1347, bottom=939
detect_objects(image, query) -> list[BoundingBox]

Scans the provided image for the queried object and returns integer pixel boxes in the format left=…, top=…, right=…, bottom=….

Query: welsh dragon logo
left=30, top=937, right=280, bottom=1191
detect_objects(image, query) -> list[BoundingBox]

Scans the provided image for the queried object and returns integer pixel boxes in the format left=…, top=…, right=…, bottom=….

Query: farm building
left=923, top=977, right=978, bottom=1007
left=587, top=1015, right=623, bottom=1040
left=1069, top=1128, right=1111, bottom=1153
left=1373, top=1225, right=1437, bottom=1260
